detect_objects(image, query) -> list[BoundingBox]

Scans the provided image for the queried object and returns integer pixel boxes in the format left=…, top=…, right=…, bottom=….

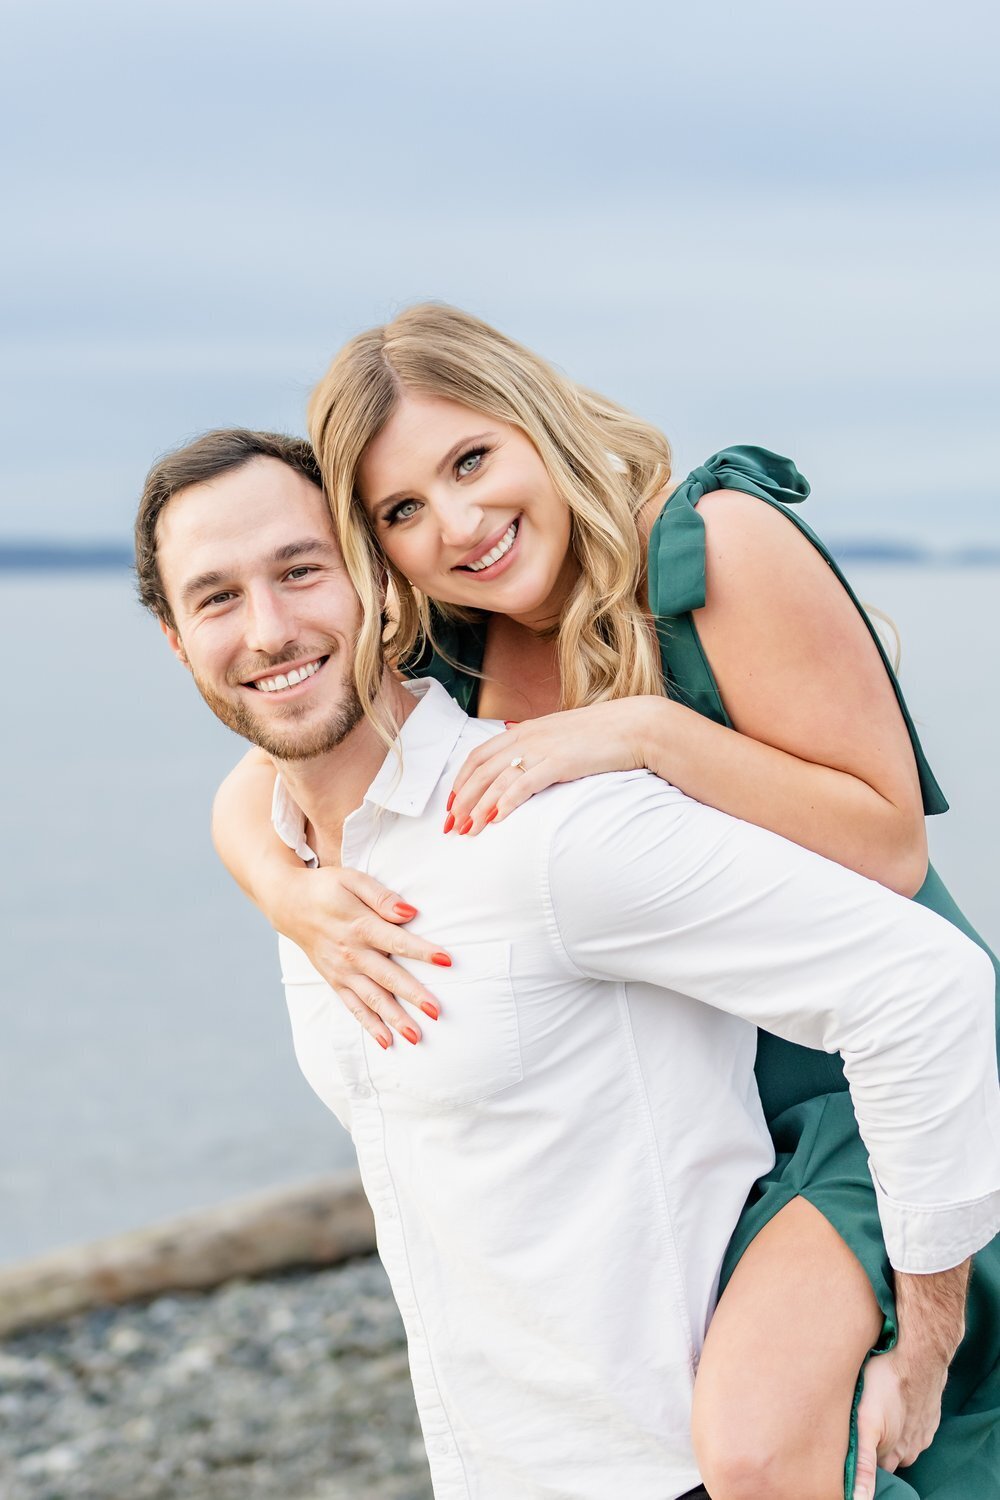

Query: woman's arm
left=212, top=747, right=304, bottom=905
left=451, top=489, right=927, bottom=896
left=667, top=487, right=928, bottom=894
left=213, top=749, right=452, bottom=1045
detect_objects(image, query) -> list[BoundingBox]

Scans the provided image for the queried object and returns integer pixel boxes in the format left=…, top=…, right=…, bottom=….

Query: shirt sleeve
left=545, top=771, right=1000, bottom=1274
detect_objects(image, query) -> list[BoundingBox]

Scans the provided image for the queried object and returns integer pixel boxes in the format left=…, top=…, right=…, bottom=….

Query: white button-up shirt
left=275, top=678, right=1000, bottom=1500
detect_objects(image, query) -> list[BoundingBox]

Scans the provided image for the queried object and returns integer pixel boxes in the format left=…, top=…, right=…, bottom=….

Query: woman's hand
left=446, top=699, right=655, bottom=834
left=284, top=863, right=453, bottom=1048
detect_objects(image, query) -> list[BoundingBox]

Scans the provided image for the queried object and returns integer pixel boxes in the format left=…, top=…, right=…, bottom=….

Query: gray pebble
left=0, top=1257, right=432, bottom=1500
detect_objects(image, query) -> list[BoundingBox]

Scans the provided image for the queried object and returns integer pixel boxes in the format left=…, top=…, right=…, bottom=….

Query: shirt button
left=430, top=1439, right=451, bottom=1457
left=382, top=1200, right=398, bottom=1219
left=353, top=1083, right=371, bottom=1099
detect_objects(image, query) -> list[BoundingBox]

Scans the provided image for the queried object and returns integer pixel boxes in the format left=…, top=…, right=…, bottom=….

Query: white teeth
left=466, top=520, right=518, bottom=572
left=253, top=658, right=323, bottom=692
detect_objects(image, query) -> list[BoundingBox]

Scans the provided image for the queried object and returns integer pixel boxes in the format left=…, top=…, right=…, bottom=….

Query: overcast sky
left=2, top=0, right=998, bottom=544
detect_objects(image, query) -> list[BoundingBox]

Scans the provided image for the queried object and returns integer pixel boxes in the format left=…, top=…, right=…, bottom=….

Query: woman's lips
left=454, top=517, right=521, bottom=577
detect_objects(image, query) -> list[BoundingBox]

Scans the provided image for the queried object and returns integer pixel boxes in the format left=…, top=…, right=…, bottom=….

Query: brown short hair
left=135, top=429, right=322, bottom=626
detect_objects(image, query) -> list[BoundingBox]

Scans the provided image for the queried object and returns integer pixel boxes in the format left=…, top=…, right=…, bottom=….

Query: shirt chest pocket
left=362, top=940, right=522, bottom=1109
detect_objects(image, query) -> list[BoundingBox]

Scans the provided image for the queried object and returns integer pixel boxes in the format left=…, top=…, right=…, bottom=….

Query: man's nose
left=245, top=585, right=298, bottom=656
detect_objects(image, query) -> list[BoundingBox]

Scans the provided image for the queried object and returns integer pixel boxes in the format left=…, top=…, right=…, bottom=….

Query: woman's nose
left=435, top=498, right=486, bottom=551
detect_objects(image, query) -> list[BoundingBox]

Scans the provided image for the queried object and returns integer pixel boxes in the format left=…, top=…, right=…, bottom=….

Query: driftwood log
left=0, top=1171, right=375, bottom=1338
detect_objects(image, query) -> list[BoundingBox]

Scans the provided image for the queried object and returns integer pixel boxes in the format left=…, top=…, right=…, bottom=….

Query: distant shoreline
left=4, top=540, right=1000, bottom=572
left=1, top=542, right=136, bottom=571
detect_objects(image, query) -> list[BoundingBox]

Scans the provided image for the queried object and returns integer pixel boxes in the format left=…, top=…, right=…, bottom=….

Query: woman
left=213, top=304, right=999, bottom=1500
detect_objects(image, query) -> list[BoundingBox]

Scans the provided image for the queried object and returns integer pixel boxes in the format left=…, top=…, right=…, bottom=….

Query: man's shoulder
left=497, top=767, right=693, bottom=862
left=528, top=768, right=703, bottom=899
left=544, top=766, right=687, bottom=817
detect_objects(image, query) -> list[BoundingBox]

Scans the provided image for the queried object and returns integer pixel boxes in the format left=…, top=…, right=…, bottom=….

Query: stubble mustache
left=193, top=638, right=365, bottom=761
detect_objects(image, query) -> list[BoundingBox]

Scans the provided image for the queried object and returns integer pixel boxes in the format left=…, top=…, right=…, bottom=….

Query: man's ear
left=160, top=617, right=190, bottom=669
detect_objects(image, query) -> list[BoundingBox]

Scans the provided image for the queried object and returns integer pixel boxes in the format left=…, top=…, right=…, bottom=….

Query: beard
left=192, top=645, right=366, bottom=761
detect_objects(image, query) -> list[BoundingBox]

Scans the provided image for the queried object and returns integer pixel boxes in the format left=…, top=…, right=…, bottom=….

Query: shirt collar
left=363, top=676, right=470, bottom=816
left=271, top=677, right=471, bottom=862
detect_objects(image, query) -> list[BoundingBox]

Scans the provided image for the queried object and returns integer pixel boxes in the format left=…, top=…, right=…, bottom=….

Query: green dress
left=410, top=447, right=1000, bottom=1500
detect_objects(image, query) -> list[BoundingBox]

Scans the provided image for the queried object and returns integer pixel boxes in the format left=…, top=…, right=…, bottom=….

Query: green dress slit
left=409, top=446, right=1000, bottom=1499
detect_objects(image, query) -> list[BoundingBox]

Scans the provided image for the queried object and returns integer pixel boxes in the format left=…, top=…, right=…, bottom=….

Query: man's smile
left=240, top=653, right=330, bottom=696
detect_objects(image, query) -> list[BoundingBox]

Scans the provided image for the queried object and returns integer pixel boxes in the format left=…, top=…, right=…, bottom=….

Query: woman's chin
left=449, top=576, right=548, bottom=620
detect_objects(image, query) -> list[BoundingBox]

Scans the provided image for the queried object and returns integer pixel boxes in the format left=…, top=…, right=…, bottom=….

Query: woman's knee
left=692, top=1417, right=846, bottom=1500
left=691, top=1197, right=881, bottom=1500
left=692, top=1360, right=849, bottom=1500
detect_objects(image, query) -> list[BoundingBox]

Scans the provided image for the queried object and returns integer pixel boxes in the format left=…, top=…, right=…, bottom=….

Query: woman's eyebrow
left=435, top=432, right=496, bottom=476
left=373, top=432, right=498, bottom=512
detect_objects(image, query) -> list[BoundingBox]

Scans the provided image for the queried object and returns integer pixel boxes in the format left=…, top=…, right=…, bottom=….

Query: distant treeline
left=1, top=542, right=135, bottom=571
left=3, top=539, right=1000, bottom=572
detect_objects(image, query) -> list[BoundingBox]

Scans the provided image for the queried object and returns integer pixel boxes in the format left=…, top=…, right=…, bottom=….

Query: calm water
left=2, top=569, right=998, bottom=1265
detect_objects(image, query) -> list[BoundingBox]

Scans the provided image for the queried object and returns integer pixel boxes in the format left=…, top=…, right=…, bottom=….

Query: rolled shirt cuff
left=871, top=1166, right=1000, bottom=1273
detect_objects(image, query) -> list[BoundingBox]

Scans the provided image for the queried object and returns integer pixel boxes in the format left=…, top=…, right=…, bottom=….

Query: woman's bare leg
left=692, top=1196, right=883, bottom=1500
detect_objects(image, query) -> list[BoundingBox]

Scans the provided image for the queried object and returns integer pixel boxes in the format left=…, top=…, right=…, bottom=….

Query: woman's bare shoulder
left=693, top=488, right=921, bottom=802
left=696, top=487, right=838, bottom=615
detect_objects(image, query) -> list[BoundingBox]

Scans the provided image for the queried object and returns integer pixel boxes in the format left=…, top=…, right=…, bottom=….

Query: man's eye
left=286, top=566, right=316, bottom=580
left=386, top=500, right=421, bottom=525
left=456, top=447, right=487, bottom=477
left=202, top=591, right=235, bottom=609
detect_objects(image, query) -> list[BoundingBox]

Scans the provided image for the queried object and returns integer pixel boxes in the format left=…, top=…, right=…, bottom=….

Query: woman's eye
left=387, top=500, right=421, bottom=524
left=456, top=447, right=486, bottom=477
left=286, top=566, right=315, bottom=580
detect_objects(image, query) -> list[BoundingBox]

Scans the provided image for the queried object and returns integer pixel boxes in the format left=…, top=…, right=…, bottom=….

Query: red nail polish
left=376, top=1034, right=390, bottom=1050
left=485, top=807, right=498, bottom=824
left=504, top=721, right=520, bottom=728
left=420, top=1000, right=440, bottom=1020
left=446, top=790, right=456, bottom=811
left=459, top=816, right=473, bottom=835
left=394, top=901, right=418, bottom=919
left=401, top=1025, right=419, bottom=1045
left=431, top=952, right=452, bottom=968
left=442, top=812, right=455, bottom=834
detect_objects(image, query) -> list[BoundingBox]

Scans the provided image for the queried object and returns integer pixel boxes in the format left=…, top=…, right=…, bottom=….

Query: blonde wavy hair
left=307, top=303, right=672, bottom=733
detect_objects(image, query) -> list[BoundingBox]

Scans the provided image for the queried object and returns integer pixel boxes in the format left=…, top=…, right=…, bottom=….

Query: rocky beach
left=0, top=1257, right=432, bottom=1500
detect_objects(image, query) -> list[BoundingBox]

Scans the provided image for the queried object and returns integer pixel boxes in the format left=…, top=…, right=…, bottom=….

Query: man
left=136, top=428, right=1000, bottom=1500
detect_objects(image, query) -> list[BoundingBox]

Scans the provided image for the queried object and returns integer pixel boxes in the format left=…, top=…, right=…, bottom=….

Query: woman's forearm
left=212, top=748, right=306, bottom=926
left=634, top=697, right=928, bottom=896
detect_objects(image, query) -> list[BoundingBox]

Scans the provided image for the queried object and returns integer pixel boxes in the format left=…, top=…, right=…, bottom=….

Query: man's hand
left=853, top=1262, right=970, bottom=1500
left=853, top=1344, right=945, bottom=1497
